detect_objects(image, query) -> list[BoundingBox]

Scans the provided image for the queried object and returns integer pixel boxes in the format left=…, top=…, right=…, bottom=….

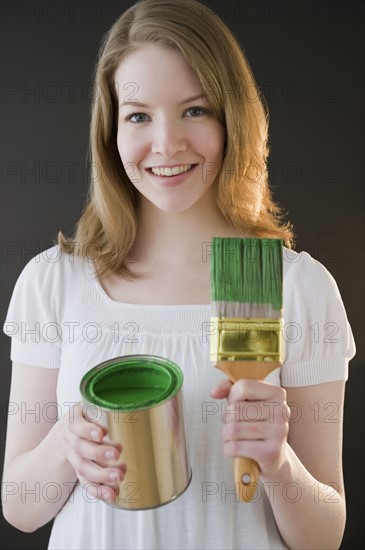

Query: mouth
left=147, top=164, right=197, bottom=177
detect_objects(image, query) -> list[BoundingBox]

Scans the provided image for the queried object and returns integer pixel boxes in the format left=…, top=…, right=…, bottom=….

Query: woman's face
left=115, top=43, right=225, bottom=214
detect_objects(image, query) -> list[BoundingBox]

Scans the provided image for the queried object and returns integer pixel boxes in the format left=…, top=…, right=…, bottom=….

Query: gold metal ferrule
left=210, top=317, right=284, bottom=362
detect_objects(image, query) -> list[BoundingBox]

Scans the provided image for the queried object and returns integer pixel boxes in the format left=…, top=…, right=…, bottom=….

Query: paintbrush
left=210, top=237, right=284, bottom=502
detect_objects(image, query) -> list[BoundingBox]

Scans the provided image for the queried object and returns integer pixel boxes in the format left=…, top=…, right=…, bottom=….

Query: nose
left=151, top=117, right=187, bottom=158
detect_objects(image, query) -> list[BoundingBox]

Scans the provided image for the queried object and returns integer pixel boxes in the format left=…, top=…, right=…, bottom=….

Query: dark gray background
left=1, top=0, right=364, bottom=548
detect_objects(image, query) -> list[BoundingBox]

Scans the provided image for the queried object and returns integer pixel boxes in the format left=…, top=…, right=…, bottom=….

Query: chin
left=143, top=195, right=199, bottom=214
left=156, top=204, right=193, bottom=214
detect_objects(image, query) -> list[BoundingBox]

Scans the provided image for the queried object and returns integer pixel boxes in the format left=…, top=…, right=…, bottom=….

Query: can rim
left=80, top=355, right=184, bottom=411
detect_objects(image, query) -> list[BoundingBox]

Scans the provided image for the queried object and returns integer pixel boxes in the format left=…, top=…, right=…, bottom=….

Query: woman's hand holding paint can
left=60, top=402, right=127, bottom=503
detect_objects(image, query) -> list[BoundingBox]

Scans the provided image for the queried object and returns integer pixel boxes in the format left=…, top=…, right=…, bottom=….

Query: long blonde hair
left=57, top=0, right=293, bottom=278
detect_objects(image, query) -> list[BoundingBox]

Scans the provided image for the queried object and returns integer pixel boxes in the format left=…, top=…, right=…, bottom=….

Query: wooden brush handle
left=216, top=360, right=282, bottom=502
left=234, top=457, right=260, bottom=502
left=216, top=360, right=282, bottom=381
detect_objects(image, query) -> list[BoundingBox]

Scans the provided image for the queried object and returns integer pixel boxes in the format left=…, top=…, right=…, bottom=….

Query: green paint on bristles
left=211, top=237, right=283, bottom=311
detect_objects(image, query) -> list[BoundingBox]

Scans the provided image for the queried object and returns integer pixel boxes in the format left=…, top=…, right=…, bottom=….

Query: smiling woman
left=115, top=44, right=225, bottom=214
left=56, top=0, right=292, bottom=280
left=2, top=1, right=356, bottom=549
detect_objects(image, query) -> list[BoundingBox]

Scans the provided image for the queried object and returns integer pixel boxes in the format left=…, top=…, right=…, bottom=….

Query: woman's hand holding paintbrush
left=210, top=237, right=285, bottom=502
left=210, top=377, right=290, bottom=485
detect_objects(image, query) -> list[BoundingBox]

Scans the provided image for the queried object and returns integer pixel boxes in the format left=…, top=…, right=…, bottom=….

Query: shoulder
left=282, top=247, right=350, bottom=329
left=6, top=245, right=92, bottom=318
left=281, top=248, right=356, bottom=384
left=13, top=245, right=89, bottom=288
left=283, top=247, right=336, bottom=285
left=3, top=245, right=91, bottom=366
left=283, top=248, right=343, bottom=306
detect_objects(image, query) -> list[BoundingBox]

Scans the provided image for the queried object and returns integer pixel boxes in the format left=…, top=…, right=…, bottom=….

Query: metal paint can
left=80, top=355, right=192, bottom=510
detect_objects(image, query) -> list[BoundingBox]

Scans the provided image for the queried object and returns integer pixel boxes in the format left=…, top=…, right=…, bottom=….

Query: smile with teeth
left=150, top=164, right=194, bottom=176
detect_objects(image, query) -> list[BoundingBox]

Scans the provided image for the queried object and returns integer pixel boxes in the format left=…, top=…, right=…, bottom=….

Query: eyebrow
left=119, top=93, right=208, bottom=109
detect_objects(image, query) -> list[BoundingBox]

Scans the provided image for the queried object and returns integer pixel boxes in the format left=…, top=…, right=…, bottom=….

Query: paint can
left=80, top=355, right=192, bottom=510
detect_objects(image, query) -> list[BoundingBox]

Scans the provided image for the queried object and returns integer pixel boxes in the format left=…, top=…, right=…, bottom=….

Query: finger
left=223, top=439, right=283, bottom=466
left=76, top=456, right=126, bottom=489
left=72, top=436, right=123, bottom=466
left=68, top=409, right=108, bottom=442
left=222, top=421, right=289, bottom=461
left=227, top=379, right=286, bottom=406
left=223, top=418, right=267, bottom=442
left=222, top=439, right=265, bottom=460
left=222, top=401, right=269, bottom=423
left=78, top=476, right=118, bottom=503
left=210, top=378, right=233, bottom=399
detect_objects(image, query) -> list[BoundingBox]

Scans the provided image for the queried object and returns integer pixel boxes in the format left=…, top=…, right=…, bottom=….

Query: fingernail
left=109, top=471, right=119, bottom=481
left=102, top=489, right=112, bottom=501
left=104, top=450, right=116, bottom=460
left=90, top=429, right=100, bottom=440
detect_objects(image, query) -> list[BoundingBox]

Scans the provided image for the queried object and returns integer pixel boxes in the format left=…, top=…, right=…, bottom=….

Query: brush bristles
left=211, top=237, right=283, bottom=318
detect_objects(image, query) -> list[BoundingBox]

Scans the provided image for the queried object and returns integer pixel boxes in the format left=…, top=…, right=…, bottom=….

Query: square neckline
left=88, top=260, right=211, bottom=309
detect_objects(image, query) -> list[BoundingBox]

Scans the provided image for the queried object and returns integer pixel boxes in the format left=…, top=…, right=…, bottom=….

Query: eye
left=185, top=106, right=208, bottom=117
left=125, top=112, right=149, bottom=123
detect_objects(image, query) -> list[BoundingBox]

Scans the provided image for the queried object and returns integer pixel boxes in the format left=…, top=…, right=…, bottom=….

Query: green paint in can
left=81, top=355, right=183, bottom=410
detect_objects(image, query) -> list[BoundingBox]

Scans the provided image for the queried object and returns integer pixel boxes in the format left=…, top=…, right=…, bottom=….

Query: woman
left=2, top=0, right=355, bottom=548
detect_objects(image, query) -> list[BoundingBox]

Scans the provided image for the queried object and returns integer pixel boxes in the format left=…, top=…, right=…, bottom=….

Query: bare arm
left=2, top=362, right=77, bottom=532
left=265, top=381, right=346, bottom=550
left=212, top=379, right=346, bottom=550
left=2, top=363, right=126, bottom=533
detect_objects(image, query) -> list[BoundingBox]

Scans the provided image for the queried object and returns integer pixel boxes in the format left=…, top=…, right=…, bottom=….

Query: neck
left=133, top=193, right=246, bottom=266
